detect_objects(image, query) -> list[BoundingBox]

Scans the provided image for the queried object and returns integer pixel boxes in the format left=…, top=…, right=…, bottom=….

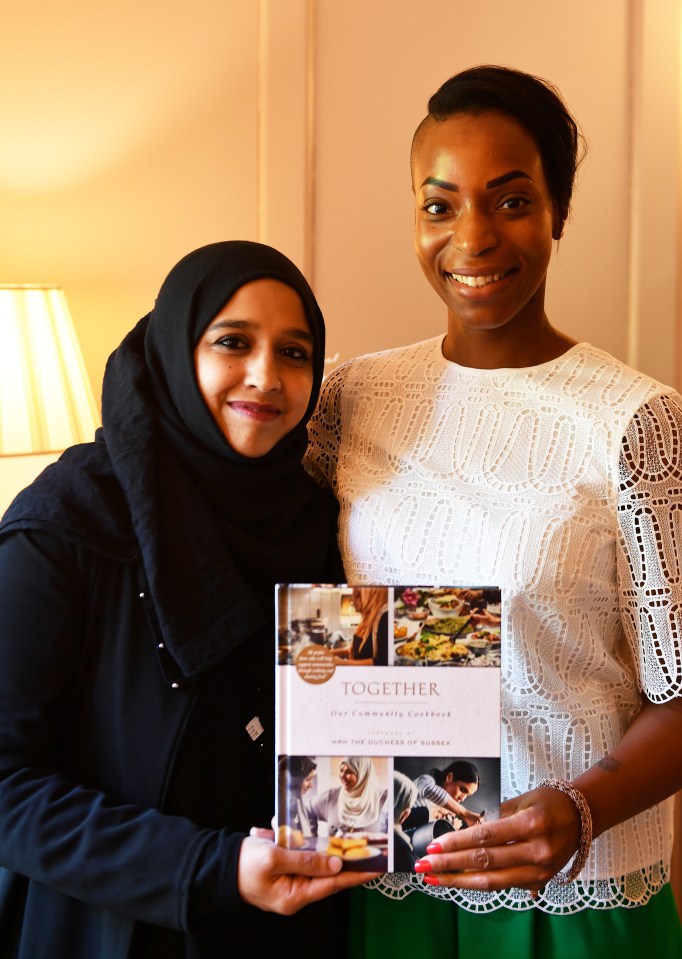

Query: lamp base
left=0, top=453, right=60, bottom=518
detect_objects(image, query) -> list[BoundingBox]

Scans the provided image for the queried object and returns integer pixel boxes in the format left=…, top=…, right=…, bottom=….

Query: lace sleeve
left=305, top=362, right=348, bottom=492
left=617, top=392, right=682, bottom=702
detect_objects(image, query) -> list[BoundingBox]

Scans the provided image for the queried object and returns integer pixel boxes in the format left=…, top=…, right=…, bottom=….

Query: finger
left=242, top=837, right=347, bottom=881
left=426, top=813, right=531, bottom=853
left=417, top=825, right=565, bottom=882
left=275, top=847, right=346, bottom=877
left=415, top=836, right=559, bottom=891
left=419, top=863, right=550, bottom=893
left=420, top=838, right=540, bottom=873
left=250, top=826, right=275, bottom=840
left=300, top=869, right=383, bottom=904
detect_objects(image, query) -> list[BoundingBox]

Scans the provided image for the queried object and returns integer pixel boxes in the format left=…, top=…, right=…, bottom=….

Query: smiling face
left=413, top=111, right=559, bottom=355
left=194, top=278, right=314, bottom=458
left=339, top=763, right=359, bottom=791
left=301, top=770, right=316, bottom=794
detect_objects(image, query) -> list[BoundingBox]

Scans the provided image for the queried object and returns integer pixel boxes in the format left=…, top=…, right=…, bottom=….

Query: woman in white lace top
left=306, top=65, right=682, bottom=957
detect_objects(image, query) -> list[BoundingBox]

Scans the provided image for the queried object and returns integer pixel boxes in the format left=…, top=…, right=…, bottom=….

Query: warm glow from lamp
left=0, top=285, right=100, bottom=455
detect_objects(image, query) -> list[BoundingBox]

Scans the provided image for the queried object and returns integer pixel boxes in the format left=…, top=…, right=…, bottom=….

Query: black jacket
left=0, top=530, right=346, bottom=959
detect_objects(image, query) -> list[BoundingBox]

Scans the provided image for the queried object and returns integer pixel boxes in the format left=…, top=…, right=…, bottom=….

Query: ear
left=552, top=203, right=566, bottom=241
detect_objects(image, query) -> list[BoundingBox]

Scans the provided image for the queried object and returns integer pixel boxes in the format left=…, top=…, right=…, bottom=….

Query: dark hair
left=411, top=64, right=586, bottom=228
left=278, top=755, right=317, bottom=782
left=430, top=760, right=479, bottom=787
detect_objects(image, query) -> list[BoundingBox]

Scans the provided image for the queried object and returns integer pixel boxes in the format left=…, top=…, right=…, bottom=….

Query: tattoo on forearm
left=597, top=755, right=621, bottom=772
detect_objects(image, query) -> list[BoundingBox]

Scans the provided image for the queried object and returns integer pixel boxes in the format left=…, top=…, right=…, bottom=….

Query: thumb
left=279, top=848, right=344, bottom=877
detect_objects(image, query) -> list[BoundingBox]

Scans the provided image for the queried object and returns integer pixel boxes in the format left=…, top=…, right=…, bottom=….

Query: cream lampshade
left=0, top=285, right=100, bottom=515
left=0, top=285, right=99, bottom=455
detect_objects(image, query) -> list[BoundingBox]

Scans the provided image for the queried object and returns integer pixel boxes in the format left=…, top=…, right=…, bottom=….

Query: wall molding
left=627, top=0, right=681, bottom=388
left=257, top=0, right=316, bottom=282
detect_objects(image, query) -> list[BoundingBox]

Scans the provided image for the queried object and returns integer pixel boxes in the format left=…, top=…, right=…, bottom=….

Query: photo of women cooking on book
left=391, top=758, right=500, bottom=873
left=395, top=758, right=500, bottom=849
left=277, top=584, right=389, bottom=666
left=277, top=756, right=391, bottom=872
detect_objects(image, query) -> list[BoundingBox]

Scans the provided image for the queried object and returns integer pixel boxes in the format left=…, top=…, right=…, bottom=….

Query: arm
left=433, top=798, right=483, bottom=828
left=574, top=697, right=682, bottom=837
left=0, top=530, right=220, bottom=928
left=332, top=645, right=354, bottom=662
left=334, top=632, right=373, bottom=666
left=417, top=697, right=682, bottom=893
left=0, top=531, right=373, bottom=925
left=415, top=394, right=682, bottom=892
left=416, top=774, right=482, bottom=826
left=373, top=609, right=389, bottom=666
left=435, top=798, right=483, bottom=827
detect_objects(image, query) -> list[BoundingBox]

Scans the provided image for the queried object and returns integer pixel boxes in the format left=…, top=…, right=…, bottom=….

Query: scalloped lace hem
left=365, top=862, right=669, bottom=914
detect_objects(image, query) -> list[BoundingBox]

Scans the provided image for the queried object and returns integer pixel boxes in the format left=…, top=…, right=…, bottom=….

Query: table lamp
left=0, top=285, right=100, bottom=513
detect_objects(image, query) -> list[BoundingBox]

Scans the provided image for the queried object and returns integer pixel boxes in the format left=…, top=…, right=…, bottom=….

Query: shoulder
left=323, top=337, right=444, bottom=390
left=0, top=527, right=100, bottom=581
left=0, top=442, right=136, bottom=562
left=0, top=528, right=136, bottom=611
left=569, top=343, right=679, bottom=405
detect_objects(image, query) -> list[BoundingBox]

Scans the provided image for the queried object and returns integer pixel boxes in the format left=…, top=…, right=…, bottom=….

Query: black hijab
left=0, top=241, right=344, bottom=679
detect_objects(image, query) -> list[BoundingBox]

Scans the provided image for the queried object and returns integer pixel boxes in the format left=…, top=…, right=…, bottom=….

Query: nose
left=452, top=208, right=497, bottom=256
left=244, top=348, right=280, bottom=392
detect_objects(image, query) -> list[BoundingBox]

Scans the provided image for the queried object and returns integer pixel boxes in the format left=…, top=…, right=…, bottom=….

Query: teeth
left=451, top=272, right=505, bottom=288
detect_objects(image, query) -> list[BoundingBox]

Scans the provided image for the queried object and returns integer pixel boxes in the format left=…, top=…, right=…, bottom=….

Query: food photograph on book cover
left=393, top=586, right=501, bottom=667
left=275, top=584, right=502, bottom=871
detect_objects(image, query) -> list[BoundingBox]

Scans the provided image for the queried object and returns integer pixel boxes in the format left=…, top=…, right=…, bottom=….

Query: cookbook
left=275, top=584, right=502, bottom=872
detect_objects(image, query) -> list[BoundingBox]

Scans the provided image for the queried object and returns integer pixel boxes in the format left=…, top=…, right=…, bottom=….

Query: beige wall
left=0, top=0, right=259, bottom=408
left=256, top=0, right=682, bottom=387
left=2, top=0, right=679, bottom=398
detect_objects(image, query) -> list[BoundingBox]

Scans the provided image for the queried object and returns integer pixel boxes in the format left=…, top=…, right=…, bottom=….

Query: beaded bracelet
left=538, top=778, right=593, bottom=884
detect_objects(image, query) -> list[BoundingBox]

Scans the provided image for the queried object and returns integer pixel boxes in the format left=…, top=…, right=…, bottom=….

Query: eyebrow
left=205, top=318, right=314, bottom=342
left=420, top=169, right=533, bottom=191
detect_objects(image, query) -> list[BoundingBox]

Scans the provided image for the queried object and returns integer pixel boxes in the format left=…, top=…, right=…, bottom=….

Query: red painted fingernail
left=423, top=874, right=441, bottom=886
left=426, top=842, right=442, bottom=854
left=414, top=859, right=432, bottom=873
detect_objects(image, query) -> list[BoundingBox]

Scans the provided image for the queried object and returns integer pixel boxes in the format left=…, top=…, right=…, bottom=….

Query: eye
left=421, top=198, right=449, bottom=216
left=499, top=195, right=530, bottom=212
left=215, top=334, right=248, bottom=350
left=281, top=344, right=312, bottom=363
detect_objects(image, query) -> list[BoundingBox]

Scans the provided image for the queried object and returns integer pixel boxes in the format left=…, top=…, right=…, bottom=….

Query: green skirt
left=348, top=884, right=682, bottom=958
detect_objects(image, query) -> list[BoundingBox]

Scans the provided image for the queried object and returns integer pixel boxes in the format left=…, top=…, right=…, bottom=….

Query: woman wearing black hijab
left=0, top=242, right=372, bottom=959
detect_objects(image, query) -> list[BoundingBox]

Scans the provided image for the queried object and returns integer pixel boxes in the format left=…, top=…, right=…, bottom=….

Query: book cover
left=275, top=584, right=502, bottom=872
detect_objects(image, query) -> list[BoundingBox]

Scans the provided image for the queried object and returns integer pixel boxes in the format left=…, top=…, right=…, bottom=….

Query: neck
left=442, top=315, right=577, bottom=370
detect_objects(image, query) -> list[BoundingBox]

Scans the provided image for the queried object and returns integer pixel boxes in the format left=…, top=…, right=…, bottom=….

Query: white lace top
left=306, top=338, right=682, bottom=914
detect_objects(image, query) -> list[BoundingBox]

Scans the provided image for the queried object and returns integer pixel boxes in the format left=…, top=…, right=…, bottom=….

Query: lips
left=229, top=401, right=281, bottom=421
left=447, top=268, right=515, bottom=288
